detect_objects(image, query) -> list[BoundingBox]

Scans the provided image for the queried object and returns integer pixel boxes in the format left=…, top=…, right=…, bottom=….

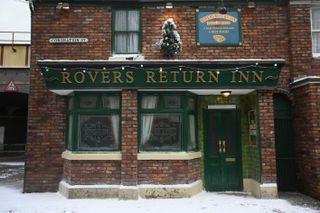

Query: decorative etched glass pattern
left=78, top=115, right=119, bottom=150
left=164, top=96, right=181, bottom=108
left=79, top=96, right=97, bottom=109
left=141, top=113, right=181, bottom=150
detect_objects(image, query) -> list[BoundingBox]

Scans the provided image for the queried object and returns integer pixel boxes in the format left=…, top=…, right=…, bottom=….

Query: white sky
left=0, top=0, right=30, bottom=43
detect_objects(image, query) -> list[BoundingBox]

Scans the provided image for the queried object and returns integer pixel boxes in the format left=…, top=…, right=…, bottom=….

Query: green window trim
left=66, top=92, right=121, bottom=152
left=138, top=92, right=198, bottom=152
left=112, top=8, right=142, bottom=54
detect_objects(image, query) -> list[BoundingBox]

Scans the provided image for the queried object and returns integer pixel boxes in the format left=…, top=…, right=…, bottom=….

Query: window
left=113, top=9, right=141, bottom=54
left=311, top=8, right=320, bottom=57
left=139, top=93, right=197, bottom=151
left=67, top=93, right=121, bottom=151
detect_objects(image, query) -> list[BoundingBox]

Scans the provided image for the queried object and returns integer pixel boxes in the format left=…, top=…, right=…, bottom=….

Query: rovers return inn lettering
left=42, top=67, right=281, bottom=90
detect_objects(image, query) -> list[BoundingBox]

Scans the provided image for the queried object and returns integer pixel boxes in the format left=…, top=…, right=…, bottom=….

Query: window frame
left=311, top=7, right=320, bottom=57
left=138, top=92, right=198, bottom=152
left=66, top=92, right=121, bottom=151
left=112, top=7, right=142, bottom=55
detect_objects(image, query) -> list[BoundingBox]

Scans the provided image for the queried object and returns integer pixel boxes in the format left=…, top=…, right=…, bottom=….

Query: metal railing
left=0, top=31, right=30, bottom=44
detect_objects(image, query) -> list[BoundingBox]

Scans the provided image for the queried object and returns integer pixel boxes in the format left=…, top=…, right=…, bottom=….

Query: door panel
left=274, top=95, right=296, bottom=191
left=204, top=109, right=242, bottom=191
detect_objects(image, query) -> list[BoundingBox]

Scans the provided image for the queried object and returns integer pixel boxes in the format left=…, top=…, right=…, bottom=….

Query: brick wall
left=289, top=4, right=320, bottom=199
left=121, top=90, right=138, bottom=186
left=138, top=159, right=200, bottom=185
left=142, top=6, right=290, bottom=62
left=258, top=90, right=277, bottom=183
left=63, top=160, right=121, bottom=185
left=26, top=3, right=292, bottom=192
left=292, top=85, right=320, bottom=200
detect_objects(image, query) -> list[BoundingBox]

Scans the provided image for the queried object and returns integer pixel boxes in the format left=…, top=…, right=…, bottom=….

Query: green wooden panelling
left=197, top=92, right=261, bottom=184
left=274, top=94, right=296, bottom=191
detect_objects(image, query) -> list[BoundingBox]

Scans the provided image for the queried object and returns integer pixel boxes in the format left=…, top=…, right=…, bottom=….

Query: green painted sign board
left=41, top=66, right=281, bottom=90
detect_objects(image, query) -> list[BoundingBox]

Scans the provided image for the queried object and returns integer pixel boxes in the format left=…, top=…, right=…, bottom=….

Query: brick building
left=24, top=0, right=320, bottom=200
left=0, top=31, right=30, bottom=153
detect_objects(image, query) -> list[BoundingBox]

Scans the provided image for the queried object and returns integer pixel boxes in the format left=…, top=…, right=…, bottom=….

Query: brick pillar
left=258, top=90, right=277, bottom=184
left=121, top=90, right=138, bottom=186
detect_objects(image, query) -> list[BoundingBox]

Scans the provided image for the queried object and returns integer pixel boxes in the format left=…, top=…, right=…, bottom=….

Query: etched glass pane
left=79, top=96, right=97, bottom=109
left=78, top=115, right=119, bottom=150
left=141, top=113, right=181, bottom=150
left=188, top=114, right=196, bottom=150
left=164, top=96, right=181, bottom=108
left=102, top=96, right=120, bottom=109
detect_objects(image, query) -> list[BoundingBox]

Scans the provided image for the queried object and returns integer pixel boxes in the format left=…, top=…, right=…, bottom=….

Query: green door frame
left=203, top=107, right=243, bottom=191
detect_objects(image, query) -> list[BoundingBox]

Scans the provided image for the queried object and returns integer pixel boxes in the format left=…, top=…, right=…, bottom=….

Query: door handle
left=219, top=140, right=222, bottom=153
left=222, top=140, right=226, bottom=153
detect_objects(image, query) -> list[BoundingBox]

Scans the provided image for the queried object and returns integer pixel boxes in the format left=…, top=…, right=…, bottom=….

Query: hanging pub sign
left=196, top=10, right=241, bottom=46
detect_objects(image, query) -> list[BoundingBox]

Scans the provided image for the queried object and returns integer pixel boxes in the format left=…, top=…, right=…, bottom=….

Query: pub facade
left=24, top=0, right=320, bottom=200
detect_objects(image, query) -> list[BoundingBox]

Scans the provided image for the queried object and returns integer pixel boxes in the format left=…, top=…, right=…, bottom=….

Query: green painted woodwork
left=66, top=92, right=121, bottom=151
left=204, top=109, right=243, bottom=191
left=138, top=92, right=197, bottom=152
left=197, top=93, right=261, bottom=185
left=41, top=66, right=281, bottom=90
left=274, top=94, right=296, bottom=191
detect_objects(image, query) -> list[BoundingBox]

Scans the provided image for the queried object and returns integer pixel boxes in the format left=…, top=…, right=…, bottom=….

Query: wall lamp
left=56, top=2, right=70, bottom=10
left=219, top=0, right=227, bottom=14
left=248, top=0, right=256, bottom=9
left=221, top=91, right=232, bottom=98
left=166, top=2, right=173, bottom=9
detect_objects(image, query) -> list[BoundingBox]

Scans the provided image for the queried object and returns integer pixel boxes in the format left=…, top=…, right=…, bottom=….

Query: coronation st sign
left=41, top=66, right=281, bottom=90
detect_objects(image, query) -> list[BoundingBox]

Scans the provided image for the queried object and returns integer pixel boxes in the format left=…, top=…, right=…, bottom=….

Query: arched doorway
left=0, top=92, right=28, bottom=153
left=273, top=94, right=296, bottom=191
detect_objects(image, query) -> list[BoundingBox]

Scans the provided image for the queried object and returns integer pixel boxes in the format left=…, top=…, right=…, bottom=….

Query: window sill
left=108, top=54, right=144, bottom=61
left=137, top=151, right=202, bottom=160
left=62, top=151, right=121, bottom=161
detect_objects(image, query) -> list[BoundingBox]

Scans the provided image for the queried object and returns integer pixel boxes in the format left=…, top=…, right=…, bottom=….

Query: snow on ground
left=0, top=181, right=318, bottom=213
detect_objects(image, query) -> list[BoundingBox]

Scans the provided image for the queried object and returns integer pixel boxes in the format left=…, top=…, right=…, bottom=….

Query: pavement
left=0, top=154, right=319, bottom=213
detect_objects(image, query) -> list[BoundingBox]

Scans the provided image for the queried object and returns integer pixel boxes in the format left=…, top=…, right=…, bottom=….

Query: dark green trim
left=67, top=92, right=121, bottom=151
left=33, top=0, right=289, bottom=8
left=256, top=91, right=263, bottom=183
left=138, top=91, right=198, bottom=152
left=203, top=108, right=243, bottom=191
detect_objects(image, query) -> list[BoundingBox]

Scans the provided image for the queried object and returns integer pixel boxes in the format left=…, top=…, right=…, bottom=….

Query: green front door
left=204, top=109, right=242, bottom=191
